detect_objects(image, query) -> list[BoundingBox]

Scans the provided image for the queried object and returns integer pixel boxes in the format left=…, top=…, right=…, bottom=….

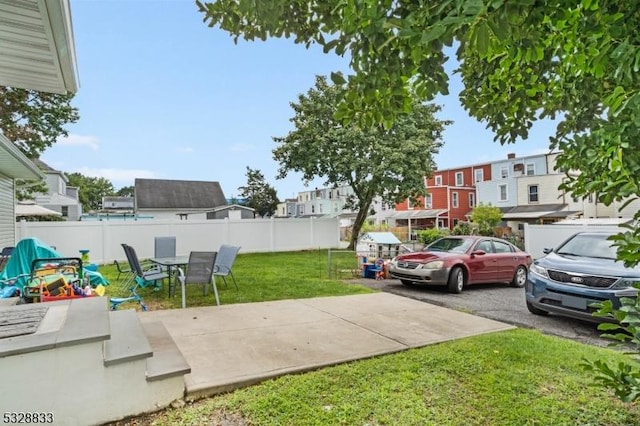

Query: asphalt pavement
left=349, top=277, right=614, bottom=347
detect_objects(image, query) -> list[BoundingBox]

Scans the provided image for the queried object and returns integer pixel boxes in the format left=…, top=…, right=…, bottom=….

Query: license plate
left=562, top=295, right=588, bottom=310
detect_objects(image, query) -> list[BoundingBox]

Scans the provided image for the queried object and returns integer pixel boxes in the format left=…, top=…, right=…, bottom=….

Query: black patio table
left=150, top=255, right=189, bottom=297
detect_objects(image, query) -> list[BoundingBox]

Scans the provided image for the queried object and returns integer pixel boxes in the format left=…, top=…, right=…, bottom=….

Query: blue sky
left=41, top=0, right=556, bottom=200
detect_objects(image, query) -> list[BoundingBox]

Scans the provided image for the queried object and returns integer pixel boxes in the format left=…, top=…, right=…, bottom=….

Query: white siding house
left=32, top=160, right=83, bottom=220
left=0, top=134, right=44, bottom=248
left=0, top=0, right=78, bottom=246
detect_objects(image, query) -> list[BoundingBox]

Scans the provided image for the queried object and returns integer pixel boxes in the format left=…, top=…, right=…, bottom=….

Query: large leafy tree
left=116, top=186, right=135, bottom=197
left=0, top=87, right=79, bottom=158
left=66, top=172, right=115, bottom=212
left=237, top=166, right=279, bottom=217
left=197, top=1, right=640, bottom=253
left=272, top=75, right=448, bottom=249
left=198, top=0, right=640, bottom=398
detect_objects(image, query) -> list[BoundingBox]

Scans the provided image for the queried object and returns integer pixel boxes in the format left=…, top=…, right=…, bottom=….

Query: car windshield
left=426, top=237, right=474, bottom=254
left=556, top=233, right=617, bottom=260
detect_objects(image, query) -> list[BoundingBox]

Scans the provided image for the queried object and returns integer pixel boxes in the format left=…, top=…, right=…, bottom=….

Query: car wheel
left=400, top=279, right=415, bottom=286
left=526, top=300, right=549, bottom=316
left=511, top=266, right=527, bottom=288
left=447, top=267, right=465, bottom=294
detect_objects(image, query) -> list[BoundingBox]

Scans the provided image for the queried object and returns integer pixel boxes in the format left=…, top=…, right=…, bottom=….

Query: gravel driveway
left=349, top=277, right=615, bottom=347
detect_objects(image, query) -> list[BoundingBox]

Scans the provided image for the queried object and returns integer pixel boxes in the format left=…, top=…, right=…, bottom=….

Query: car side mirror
left=471, top=250, right=486, bottom=257
left=543, top=248, right=553, bottom=254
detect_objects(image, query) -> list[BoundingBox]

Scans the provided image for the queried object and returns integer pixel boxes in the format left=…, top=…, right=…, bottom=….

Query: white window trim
left=455, top=172, right=463, bottom=186
left=498, top=184, right=508, bottom=201
left=452, top=191, right=459, bottom=208
left=425, top=194, right=432, bottom=209
left=474, top=169, right=484, bottom=183
left=500, top=166, right=509, bottom=179
left=435, top=175, right=442, bottom=186
left=469, top=192, right=475, bottom=207
left=526, top=163, right=535, bottom=176
left=528, top=184, right=539, bottom=203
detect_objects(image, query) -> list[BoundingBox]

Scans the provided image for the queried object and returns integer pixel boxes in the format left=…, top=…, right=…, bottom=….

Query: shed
left=356, top=232, right=402, bottom=260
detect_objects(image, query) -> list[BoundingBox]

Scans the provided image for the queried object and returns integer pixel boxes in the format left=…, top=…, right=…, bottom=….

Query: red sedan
left=389, top=236, right=532, bottom=293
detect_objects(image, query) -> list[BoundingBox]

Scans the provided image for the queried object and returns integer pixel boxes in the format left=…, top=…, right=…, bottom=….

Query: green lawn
left=101, top=249, right=372, bottom=310
left=126, top=329, right=640, bottom=425
left=96, top=250, right=640, bottom=425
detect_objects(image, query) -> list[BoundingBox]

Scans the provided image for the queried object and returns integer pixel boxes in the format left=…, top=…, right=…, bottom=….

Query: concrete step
left=103, top=309, right=153, bottom=366
left=142, top=320, right=191, bottom=382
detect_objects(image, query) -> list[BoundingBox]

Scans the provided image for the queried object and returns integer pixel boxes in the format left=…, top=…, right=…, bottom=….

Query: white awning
left=502, top=211, right=560, bottom=219
left=15, top=201, right=62, bottom=217
left=389, top=209, right=448, bottom=220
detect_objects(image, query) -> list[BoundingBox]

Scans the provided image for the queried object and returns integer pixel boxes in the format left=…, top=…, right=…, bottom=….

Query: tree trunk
left=348, top=200, right=372, bottom=250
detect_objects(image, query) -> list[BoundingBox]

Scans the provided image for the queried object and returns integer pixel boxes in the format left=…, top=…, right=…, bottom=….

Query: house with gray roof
left=134, top=178, right=230, bottom=220
left=206, top=204, right=255, bottom=220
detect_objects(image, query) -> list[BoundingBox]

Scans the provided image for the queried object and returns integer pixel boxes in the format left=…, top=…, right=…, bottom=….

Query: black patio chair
left=113, top=260, right=132, bottom=280
left=121, top=243, right=168, bottom=289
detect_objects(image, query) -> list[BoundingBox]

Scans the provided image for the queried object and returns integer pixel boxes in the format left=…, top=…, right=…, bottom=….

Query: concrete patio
left=138, top=292, right=516, bottom=400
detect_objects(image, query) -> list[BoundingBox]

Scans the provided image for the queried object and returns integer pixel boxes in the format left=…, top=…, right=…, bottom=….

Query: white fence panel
left=524, top=223, right=624, bottom=259
left=15, top=217, right=340, bottom=264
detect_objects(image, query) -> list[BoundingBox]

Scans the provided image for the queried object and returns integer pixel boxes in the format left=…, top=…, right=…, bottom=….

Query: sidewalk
left=138, top=292, right=515, bottom=400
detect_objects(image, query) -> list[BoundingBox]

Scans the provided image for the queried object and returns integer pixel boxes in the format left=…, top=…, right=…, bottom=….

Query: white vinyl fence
left=15, top=217, right=340, bottom=264
left=524, top=223, right=625, bottom=259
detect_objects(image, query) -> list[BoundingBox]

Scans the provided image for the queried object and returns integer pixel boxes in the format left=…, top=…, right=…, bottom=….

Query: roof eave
left=0, top=133, right=43, bottom=180
left=0, top=0, right=79, bottom=94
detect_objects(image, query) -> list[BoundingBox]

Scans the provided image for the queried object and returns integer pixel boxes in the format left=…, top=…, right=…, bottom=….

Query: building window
left=319, top=204, right=323, bottom=213
left=61, top=206, right=68, bottom=217
left=498, top=184, right=508, bottom=201
left=425, top=194, right=432, bottom=209
left=528, top=185, right=539, bottom=203
left=526, top=163, right=535, bottom=176
left=500, top=166, right=508, bottom=179
left=469, top=192, right=476, bottom=208
left=311, top=205, right=315, bottom=213
left=474, top=169, right=484, bottom=183
left=435, top=175, right=442, bottom=186
left=452, top=192, right=459, bottom=208
left=407, top=199, right=414, bottom=209
left=455, top=172, right=463, bottom=186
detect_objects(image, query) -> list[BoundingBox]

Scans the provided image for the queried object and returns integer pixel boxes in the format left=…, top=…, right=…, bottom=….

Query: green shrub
left=416, top=228, right=450, bottom=244
left=451, top=221, right=474, bottom=235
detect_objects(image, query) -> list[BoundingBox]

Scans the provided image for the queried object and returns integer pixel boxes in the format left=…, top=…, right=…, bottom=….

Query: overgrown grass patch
left=130, top=328, right=640, bottom=425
